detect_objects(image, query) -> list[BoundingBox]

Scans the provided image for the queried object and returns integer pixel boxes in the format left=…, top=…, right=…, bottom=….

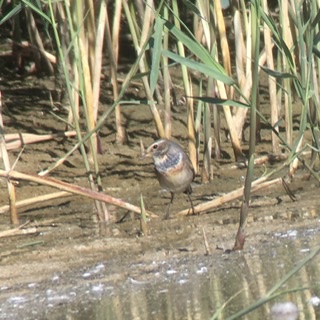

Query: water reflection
left=2, top=227, right=320, bottom=320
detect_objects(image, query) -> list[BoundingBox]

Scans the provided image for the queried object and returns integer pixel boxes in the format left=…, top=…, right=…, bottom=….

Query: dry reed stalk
left=70, top=62, right=80, bottom=124
left=194, top=95, right=203, bottom=170
left=122, top=0, right=165, bottom=138
left=140, top=1, right=165, bottom=139
left=212, top=94, right=221, bottom=160
left=233, top=8, right=252, bottom=139
left=78, top=35, right=96, bottom=155
left=216, top=81, right=243, bottom=160
left=234, top=48, right=270, bottom=140
left=92, top=0, right=106, bottom=122
left=213, top=0, right=242, bottom=160
left=0, top=191, right=71, bottom=214
left=4, top=131, right=77, bottom=151
left=177, top=177, right=282, bottom=216
left=229, top=152, right=288, bottom=167
left=281, top=1, right=294, bottom=147
left=48, top=1, right=110, bottom=221
left=112, top=0, right=127, bottom=144
left=253, top=153, right=288, bottom=165
left=0, top=221, right=37, bottom=238
left=72, top=0, right=99, bottom=158
left=195, top=1, right=213, bottom=172
left=163, top=62, right=172, bottom=139
left=0, top=92, right=18, bottom=224
left=263, top=1, right=280, bottom=154
left=196, top=2, right=217, bottom=171
left=187, top=81, right=197, bottom=173
left=202, top=100, right=212, bottom=182
left=0, top=169, right=156, bottom=217
left=140, top=76, right=165, bottom=137
left=203, top=1, right=238, bottom=160
left=162, top=5, right=171, bottom=139
left=196, top=1, right=211, bottom=48
left=289, top=136, right=304, bottom=177
left=193, top=14, right=203, bottom=45
left=112, top=0, right=122, bottom=61
left=105, top=1, right=126, bottom=143
left=171, top=0, right=196, bottom=171
left=163, top=69, right=172, bottom=139
left=72, top=1, right=110, bottom=220
left=55, top=2, right=79, bottom=126
left=311, top=58, right=320, bottom=108
left=214, top=0, right=232, bottom=80
left=84, top=0, right=96, bottom=78
left=233, top=6, right=246, bottom=88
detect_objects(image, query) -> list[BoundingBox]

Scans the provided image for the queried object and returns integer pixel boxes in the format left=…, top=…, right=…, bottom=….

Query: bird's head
left=144, top=139, right=170, bottom=160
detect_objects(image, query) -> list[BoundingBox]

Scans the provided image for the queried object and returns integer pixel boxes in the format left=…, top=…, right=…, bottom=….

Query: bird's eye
left=152, top=144, right=158, bottom=150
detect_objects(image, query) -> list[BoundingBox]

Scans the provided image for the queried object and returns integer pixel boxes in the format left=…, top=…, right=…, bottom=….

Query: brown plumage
left=145, top=139, right=195, bottom=218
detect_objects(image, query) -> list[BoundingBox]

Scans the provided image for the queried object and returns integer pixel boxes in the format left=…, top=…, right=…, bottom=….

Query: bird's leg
left=187, top=192, right=195, bottom=215
left=165, top=192, right=175, bottom=219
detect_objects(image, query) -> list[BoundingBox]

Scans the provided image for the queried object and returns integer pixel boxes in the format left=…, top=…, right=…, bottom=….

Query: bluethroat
left=145, top=139, right=195, bottom=219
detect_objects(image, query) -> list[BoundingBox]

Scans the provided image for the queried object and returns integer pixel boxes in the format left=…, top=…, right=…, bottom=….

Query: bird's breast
left=154, top=153, right=181, bottom=173
left=154, top=153, right=193, bottom=193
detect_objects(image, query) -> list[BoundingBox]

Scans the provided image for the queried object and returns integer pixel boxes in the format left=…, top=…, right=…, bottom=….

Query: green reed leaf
left=163, top=50, right=235, bottom=85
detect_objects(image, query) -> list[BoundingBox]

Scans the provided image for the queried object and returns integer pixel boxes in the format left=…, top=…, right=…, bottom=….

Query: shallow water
left=1, top=224, right=319, bottom=320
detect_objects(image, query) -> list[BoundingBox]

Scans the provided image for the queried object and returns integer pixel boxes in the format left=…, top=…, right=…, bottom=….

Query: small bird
left=144, top=139, right=195, bottom=219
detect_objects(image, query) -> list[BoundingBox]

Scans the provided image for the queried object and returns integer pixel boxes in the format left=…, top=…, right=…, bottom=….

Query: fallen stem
left=0, top=191, right=71, bottom=214
left=3, top=131, right=77, bottom=151
left=177, top=177, right=282, bottom=216
left=0, top=169, right=157, bottom=217
left=0, top=220, right=37, bottom=238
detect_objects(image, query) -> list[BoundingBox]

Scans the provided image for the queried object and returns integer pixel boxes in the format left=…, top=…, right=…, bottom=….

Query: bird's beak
left=141, top=149, right=151, bottom=160
left=140, top=139, right=147, bottom=159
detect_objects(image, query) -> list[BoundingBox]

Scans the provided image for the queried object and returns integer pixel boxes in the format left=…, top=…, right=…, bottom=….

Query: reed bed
left=0, top=0, right=318, bottom=232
